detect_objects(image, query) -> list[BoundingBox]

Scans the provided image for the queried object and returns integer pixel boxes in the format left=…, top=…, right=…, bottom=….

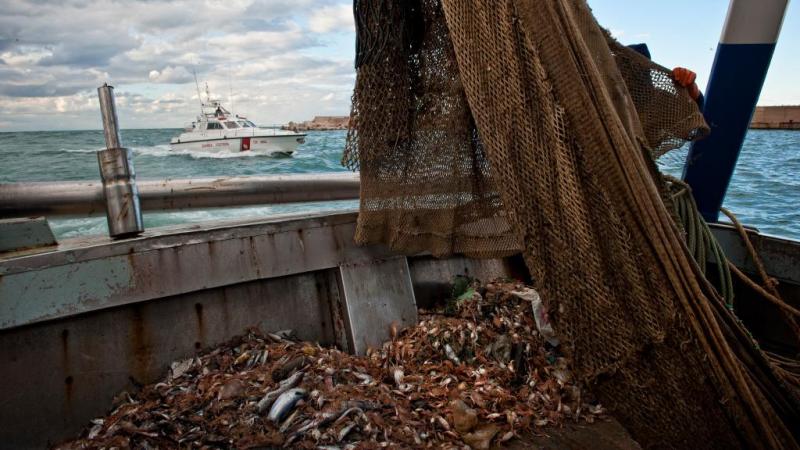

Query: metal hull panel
left=170, top=134, right=303, bottom=155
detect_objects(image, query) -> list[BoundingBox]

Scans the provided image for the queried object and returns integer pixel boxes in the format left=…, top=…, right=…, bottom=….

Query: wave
left=48, top=201, right=358, bottom=239
left=133, top=144, right=285, bottom=159
left=64, top=144, right=281, bottom=159
left=63, top=147, right=104, bottom=153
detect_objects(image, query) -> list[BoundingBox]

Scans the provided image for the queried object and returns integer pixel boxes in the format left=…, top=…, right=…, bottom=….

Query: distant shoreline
left=2, top=107, right=799, bottom=133
left=282, top=116, right=349, bottom=132
left=750, top=106, right=800, bottom=130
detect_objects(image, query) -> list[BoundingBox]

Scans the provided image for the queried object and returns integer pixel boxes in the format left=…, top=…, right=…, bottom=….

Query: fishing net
left=345, top=0, right=800, bottom=448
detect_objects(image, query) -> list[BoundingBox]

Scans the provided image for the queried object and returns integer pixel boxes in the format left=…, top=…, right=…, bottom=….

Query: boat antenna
left=228, top=65, right=234, bottom=113
left=192, top=68, right=203, bottom=115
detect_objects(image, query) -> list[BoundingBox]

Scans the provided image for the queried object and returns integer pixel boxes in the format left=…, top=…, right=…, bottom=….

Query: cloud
left=308, top=4, right=354, bottom=33
left=0, top=0, right=356, bottom=131
left=148, top=66, right=193, bottom=84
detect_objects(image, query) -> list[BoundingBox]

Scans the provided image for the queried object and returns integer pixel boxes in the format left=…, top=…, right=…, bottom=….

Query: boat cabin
left=184, top=100, right=259, bottom=132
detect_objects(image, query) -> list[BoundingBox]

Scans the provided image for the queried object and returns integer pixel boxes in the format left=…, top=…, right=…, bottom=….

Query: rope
left=721, top=207, right=781, bottom=298
left=666, top=176, right=800, bottom=408
left=728, top=263, right=800, bottom=318
left=666, top=176, right=734, bottom=305
left=719, top=207, right=800, bottom=346
left=666, top=176, right=800, bottom=343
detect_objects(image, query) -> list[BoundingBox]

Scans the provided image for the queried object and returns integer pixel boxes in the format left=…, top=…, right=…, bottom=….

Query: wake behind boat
left=170, top=94, right=305, bottom=156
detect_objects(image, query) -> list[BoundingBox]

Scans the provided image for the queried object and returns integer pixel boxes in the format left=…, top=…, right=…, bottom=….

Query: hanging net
left=345, top=0, right=800, bottom=448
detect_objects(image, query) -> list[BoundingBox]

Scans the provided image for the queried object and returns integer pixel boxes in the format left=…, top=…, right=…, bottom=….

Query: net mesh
left=345, top=0, right=800, bottom=448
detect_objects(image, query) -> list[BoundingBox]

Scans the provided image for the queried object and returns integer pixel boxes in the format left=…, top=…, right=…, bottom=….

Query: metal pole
left=96, top=84, right=144, bottom=238
left=98, top=84, right=123, bottom=150
left=682, top=0, right=789, bottom=222
left=0, top=173, right=361, bottom=218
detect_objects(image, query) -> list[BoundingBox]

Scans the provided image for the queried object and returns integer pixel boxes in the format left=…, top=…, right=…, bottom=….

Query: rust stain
left=323, top=273, right=350, bottom=352
left=248, top=237, right=262, bottom=277
left=220, top=289, right=231, bottom=338
left=61, top=329, right=73, bottom=408
left=314, top=277, right=329, bottom=336
left=333, top=233, right=343, bottom=252
left=64, top=375, right=74, bottom=406
left=128, top=305, right=152, bottom=385
left=297, top=229, right=308, bottom=263
left=195, top=302, right=205, bottom=347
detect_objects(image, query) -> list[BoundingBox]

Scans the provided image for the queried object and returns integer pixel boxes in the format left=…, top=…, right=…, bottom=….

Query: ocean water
left=0, top=129, right=798, bottom=240
left=658, top=131, right=800, bottom=240
left=0, top=129, right=357, bottom=238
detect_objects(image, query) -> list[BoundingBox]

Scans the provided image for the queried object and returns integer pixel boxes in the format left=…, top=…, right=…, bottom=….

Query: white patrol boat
left=170, top=95, right=305, bottom=156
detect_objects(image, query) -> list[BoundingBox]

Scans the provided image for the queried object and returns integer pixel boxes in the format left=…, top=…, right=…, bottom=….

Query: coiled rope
left=666, top=175, right=800, bottom=326
left=667, top=175, right=800, bottom=396
left=666, top=175, right=735, bottom=306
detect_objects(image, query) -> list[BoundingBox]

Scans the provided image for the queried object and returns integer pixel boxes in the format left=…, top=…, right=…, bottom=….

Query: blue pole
left=682, top=0, right=789, bottom=222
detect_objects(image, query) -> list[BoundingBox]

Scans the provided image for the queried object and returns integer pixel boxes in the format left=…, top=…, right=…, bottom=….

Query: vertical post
left=682, top=0, right=788, bottom=222
left=97, top=84, right=144, bottom=238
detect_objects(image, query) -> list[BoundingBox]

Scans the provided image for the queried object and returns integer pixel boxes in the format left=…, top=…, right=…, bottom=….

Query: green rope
left=665, top=175, right=735, bottom=307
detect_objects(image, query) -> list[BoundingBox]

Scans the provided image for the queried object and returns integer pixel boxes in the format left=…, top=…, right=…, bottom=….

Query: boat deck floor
left=502, top=418, right=640, bottom=450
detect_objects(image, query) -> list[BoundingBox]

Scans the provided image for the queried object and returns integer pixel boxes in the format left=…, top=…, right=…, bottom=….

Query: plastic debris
left=513, top=287, right=559, bottom=346
left=56, top=280, right=605, bottom=449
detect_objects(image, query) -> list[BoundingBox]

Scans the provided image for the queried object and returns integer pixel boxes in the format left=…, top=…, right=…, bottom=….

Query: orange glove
left=672, top=67, right=700, bottom=100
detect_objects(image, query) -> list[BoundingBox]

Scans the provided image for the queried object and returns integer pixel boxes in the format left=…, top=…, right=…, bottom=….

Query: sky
left=0, top=0, right=797, bottom=131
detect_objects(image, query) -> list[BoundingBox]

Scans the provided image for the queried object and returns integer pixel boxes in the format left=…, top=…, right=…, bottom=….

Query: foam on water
left=1, top=128, right=798, bottom=240
left=63, top=147, right=104, bottom=153
left=49, top=200, right=359, bottom=239
left=63, top=143, right=292, bottom=160
left=132, top=144, right=285, bottom=159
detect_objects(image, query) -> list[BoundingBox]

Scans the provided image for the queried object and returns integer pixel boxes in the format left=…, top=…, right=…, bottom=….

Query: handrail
left=0, top=173, right=360, bottom=218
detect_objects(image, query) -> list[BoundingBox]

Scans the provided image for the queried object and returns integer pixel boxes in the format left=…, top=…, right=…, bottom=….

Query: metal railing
left=0, top=173, right=360, bottom=218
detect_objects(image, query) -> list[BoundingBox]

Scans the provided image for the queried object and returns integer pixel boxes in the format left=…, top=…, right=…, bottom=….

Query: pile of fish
left=57, top=280, right=605, bottom=449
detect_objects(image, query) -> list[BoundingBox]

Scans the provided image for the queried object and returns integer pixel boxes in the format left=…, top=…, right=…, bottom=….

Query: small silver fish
left=279, top=409, right=302, bottom=433
left=338, top=422, right=357, bottom=442
left=444, top=344, right=461, bottom=364
left=257, top=371, right=304, bottom=413
left=267, top=388, right=307, bottom=423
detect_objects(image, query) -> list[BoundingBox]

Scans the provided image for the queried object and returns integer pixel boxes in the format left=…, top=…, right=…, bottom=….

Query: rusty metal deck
left=0, top=212, right=798, bottom=448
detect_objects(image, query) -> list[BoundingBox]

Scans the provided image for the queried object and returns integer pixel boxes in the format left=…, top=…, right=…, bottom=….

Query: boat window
left=206, top=122, right=223, bottom=130
left=237, top=121, right=251, bottom=128
left=224, top=121, right=240, bottom=129
left=246, top=120, right=257, bottom=127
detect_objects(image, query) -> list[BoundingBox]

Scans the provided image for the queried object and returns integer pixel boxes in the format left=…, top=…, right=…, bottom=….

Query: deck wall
left=0, top=212, right=513, bottom=449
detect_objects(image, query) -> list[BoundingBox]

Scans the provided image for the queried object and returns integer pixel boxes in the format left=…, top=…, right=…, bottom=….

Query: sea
left=0, top=129, right=798, bottom=241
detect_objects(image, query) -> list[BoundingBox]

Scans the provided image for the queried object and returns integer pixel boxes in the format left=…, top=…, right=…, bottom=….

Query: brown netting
left=344, top=0, right=519, bottom=258
left=345, top=0, right=800, bottom=448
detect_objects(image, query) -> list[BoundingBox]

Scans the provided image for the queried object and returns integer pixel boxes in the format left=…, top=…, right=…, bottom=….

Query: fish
left=337, top=422, right=357, bottom=442
left=444, top=344, right=460, bottom=364
left=257, top=370, right=305, bottom=413
left=267, top=388, right=307, bottom=423
left=271, top=355, right=307, bottom=382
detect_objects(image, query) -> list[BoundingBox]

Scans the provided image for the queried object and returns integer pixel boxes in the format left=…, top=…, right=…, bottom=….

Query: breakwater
left=751, top=106, right=800, bottom=130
